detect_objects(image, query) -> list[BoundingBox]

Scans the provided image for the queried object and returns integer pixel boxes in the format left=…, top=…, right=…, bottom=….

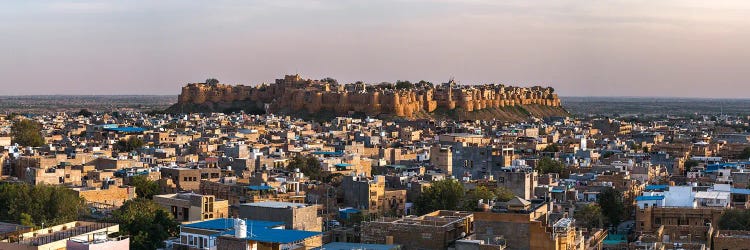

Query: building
left=361, top=210, right=474, bottom=250
left=430, top=145, right=453, bottom=175
left=238, top=201, right=322, bottom=232
left=154, top=193, right=229, bottom=222
left=0, top=221, right=122, bottom=250
left=72, top=185, right=136, bottom=208
left=160, top=167, right=222, bottom=192
left=168, top=218, right=322, bottom=250
left=473, top=199, right=587, bottom=250
left=712, top=230, right=750, bottom=250
left=495, top=168, right=539, bottom=200
left=341, top=175, right=407, bottom=216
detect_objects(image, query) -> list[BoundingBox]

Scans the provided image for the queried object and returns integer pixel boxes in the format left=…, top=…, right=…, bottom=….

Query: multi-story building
left=361, top=210, right=474, bottom=250
left=154, top=193, right=229, bottom=222
left=168, top=218, right=322, bottom=250
left=238, top=201, right=322, bottom=232
left=341, top=175, right=407, bottom=216
left=160, top=167, right=222, bottom=192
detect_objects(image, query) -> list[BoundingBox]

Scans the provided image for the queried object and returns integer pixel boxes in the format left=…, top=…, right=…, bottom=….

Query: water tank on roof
left=234, top=219, right=246, bottom=238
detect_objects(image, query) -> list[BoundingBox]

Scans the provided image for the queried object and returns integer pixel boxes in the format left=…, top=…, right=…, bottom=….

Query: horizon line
left=2, top=94, right=750, bottom=100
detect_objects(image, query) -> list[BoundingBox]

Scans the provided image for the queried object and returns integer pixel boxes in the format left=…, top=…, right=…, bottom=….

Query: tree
left=320, top=77, right=338, bottom=85
left=574, top=204, right=604, bottom=230
left=130, top=175, right=160, bottom=199
left=739, top=147, right=750, bottom=160
left=543, top=144, right=560, bottom=152
left=493, top=187, right=515, bottom=202
left=0, top=183, right=86, bottom=227
left=114, top=198, right=179, bottom=250
left=286, top=155, right=324, bottom=180
left=395, top=80, right=414, bottom=90
left=205, top=78, right=220, bottom=85
left=11, top=119, right=45, bottom=147
left=597, top=187, right=624, bottom=226
left=76, top=109, right=93, bottom=117
left=414, top=179, right=464, bottom=215
left=718, top=209, right=750, bottom=230
left=117, top=137, right=145, bottom=152
left=684, top=159, right=700, bottom=172
left=536, top=157, right=565, bottom=175
left=462, top=186, right=495, bottom=211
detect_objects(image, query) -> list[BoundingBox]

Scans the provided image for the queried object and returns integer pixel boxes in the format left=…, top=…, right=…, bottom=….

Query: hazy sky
left=2, top=1, right=749, bottom=97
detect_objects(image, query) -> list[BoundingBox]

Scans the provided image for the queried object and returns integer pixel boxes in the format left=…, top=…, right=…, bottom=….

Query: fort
left=168, top=75, right=565, bottom=120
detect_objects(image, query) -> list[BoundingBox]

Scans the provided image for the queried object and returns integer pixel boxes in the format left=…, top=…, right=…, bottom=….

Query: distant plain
left=1, top=95, right=748, bottom=116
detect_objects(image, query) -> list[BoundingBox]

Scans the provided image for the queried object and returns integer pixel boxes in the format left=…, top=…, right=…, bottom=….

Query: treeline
left=0, top=183, right=85, bottom=227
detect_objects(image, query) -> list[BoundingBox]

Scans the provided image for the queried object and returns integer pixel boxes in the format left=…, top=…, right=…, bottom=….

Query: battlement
left=173, top=75, right=562, bottom=118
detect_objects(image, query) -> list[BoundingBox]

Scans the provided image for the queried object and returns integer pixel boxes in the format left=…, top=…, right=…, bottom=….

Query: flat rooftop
left=241, top=201, right=308, bottom=209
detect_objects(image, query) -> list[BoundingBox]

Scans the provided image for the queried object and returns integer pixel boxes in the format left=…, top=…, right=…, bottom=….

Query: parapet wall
left=174, top=75, right=562, bottom=118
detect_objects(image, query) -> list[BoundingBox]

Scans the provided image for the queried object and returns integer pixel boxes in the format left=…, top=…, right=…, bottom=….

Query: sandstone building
left=171, top=75, right=563, bottom=119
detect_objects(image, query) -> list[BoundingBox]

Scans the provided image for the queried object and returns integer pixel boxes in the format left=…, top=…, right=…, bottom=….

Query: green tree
left=130, top=175, right=160, bottom=199
left=286, top=155, right=324, bottom=180
left=739, top=147, right=750, bottom=160
left=0, top=183, right=86, bottom=227
left=19, top=213, right=34, bottom=227
left=76, top=109, right=93, bottom=117
left=11, top=119, right=45, bottom=147
left=414, top=179, right=464, bottom=215
left=117, top=137, right=145, bottom=152
left=719, top=209, right=750, bottom=230
left=114, top=198, right=179, bottom=250
left=395, top=80, right=414, bottom=90
left=462, top=186, right=495, bottom=211
left=597, top=187, right=624, bottom=226
left=536, top=157, right=565, bottom=175
left=205, top=78, right=219, bottom=85
left=320, top=77, right=338, bottom=84
left=493, top=187, right=516, bottom=202
left=543, top=144, right=560, bottom=152
left=684, top=159, right=700, bottom=172
left=574, top=204, right=604, bottom=230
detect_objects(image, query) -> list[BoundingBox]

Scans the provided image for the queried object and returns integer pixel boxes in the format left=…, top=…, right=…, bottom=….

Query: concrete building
left=168, top=218, right=322, bottom=250
left=154, top=192, right=229, bottom=222
left=238, top=201, right=322, bottom=232
left=474, top=199, right=587, bottom=250
left=72, top=185, right=136, bottom=208
left=430, top=145, right=453, bottom=175
left=341, top=175, right=407, bottom=216
left=0, top=221, right=122, bottom=250
left=361, top=210, right=474, bottom=250
left=712, top=230, right=750, bottom=250
left=495, top=168, right=539, bottom=200
left=160, top=167, right=222, bottom=192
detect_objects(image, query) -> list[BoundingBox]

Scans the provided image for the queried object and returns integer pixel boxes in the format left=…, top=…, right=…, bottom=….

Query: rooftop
left=183, top=218, right=321, bottom=244
left=242, top=201, right=308, bottom=209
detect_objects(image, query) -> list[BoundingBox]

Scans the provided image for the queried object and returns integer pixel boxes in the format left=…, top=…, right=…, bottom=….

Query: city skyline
left=2, top=1, right=749, bottom=98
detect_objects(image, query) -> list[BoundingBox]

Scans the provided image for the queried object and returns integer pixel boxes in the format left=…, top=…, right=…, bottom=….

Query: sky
left=1, top=0, right=749, bottom=98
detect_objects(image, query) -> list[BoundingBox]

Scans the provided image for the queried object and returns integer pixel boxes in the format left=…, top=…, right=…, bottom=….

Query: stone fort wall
left=176, top=75, right=562, bottom=118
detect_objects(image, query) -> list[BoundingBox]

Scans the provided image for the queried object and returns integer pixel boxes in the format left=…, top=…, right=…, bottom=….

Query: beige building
left=154, top=193, right=229, bottom=222
left=238, top=201, right=322, bottom=232
left=430, top=145, right=453, bottom=175
left=474, top=198, right=588, bottom=250
left=361, top=210, right=474, bottom=250
left=342, top=175, right=407, bottom=216
left=0, top=221, right=123, bottom=250
left=72, top=185, right=136, bottom=208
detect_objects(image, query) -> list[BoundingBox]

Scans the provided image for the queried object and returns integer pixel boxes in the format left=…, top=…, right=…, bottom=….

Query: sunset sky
left=2, top=1, right=749, bottom=97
